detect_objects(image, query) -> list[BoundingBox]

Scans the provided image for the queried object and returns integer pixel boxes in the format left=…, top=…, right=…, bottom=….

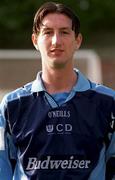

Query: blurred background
left=0, top=0, right=115, bottom=100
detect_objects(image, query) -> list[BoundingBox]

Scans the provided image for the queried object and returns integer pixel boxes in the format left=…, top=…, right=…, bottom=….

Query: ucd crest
left=46, top=125, right=54, bottom=133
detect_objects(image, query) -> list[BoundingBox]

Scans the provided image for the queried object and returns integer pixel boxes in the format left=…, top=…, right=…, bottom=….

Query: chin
left=51, top=61, right=67, bottom=69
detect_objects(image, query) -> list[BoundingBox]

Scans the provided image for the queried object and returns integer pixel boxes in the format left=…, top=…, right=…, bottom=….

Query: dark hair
left=33, top=2, right=80, bottom=36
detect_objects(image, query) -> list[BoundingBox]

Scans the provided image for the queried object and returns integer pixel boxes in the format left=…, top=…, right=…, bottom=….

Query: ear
left=31, top=33, right=39, bottom=50
left=75, top=33, right=82, bottom=50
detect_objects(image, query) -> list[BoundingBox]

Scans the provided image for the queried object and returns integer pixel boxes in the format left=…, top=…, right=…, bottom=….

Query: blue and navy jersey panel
left=0, top=70, right=115, bottom=180
left=5, top=88, right=115, bottom=180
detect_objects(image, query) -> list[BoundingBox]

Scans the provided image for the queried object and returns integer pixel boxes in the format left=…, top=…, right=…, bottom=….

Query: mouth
left=50, top=49, right=64, bottom=55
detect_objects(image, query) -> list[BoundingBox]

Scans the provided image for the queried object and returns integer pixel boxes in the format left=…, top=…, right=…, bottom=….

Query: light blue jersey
left=0, top=69, right=115, bottom=180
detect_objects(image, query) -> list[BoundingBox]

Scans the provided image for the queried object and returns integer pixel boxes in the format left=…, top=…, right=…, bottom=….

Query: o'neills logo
left=26, top=156, right=91, bottom=170
left=48, top=110, right=70, bottom=118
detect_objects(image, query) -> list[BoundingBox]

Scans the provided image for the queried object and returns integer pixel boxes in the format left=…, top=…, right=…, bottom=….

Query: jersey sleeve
left=106, top=97, right=115, bottom=179
left=0, top=96, right=16, bottom=179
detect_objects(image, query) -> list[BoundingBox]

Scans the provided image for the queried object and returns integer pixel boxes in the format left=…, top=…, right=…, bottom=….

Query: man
left=0, top=2, right=115, bottom=180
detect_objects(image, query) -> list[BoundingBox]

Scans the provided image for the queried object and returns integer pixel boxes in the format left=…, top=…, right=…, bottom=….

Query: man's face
left=32, top=13, right=82, bottom=69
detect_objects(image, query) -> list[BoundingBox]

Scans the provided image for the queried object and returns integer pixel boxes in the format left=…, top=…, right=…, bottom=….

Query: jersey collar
left=31, top=69, right=91, bottom=93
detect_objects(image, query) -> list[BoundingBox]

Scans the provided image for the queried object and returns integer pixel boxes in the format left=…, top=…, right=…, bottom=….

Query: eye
left=45, top=31, right=51, bottom=34
left=63, top=31, right=69, bottom=34
left=43, top=31, right=52, bottom=35
left=61, top=30, right=70, bottom=35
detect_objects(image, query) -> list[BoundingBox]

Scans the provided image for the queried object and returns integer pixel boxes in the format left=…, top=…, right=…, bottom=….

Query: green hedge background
left=0, top=0, right=115, bottom=49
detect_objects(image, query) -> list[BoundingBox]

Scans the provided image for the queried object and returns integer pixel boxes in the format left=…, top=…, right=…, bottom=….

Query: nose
left=51, top=32, right=61, bottom=46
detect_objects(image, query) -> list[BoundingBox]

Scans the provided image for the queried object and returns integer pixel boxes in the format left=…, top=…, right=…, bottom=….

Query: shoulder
left=90, top=82, right=115, bottom=99
left=0, top=81, right=33, bottom=110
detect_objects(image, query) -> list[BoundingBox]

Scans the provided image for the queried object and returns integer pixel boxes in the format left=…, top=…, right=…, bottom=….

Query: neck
left=41, top=67, right=77, bottom=94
